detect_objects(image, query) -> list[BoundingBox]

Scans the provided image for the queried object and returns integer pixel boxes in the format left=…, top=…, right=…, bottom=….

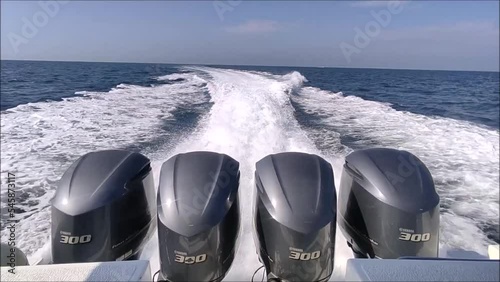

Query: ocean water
left=1, top=60, right=499, bottom=280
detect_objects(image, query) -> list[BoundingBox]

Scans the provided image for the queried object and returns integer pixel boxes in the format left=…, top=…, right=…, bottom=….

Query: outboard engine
left=157, top=151, right=240, bottom=282
left=338, top=148, right=440, bottom=259
left=254, top=152, right=336, bottom=282
left=51, top=150, right=156, bottom=263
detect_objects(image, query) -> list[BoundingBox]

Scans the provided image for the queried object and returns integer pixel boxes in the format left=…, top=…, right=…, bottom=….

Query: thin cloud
left=379, top=20, right=499, bottom=41
left=224, top=20, right=281, bottom=34
left=365, top=20, right=500, bottom=71
left=350, top=1, right=407, bottom=8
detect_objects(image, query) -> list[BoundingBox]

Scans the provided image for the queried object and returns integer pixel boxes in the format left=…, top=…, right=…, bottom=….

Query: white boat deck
left=1, top=258, right=499, bottom=281
left=0, top=260, right=151, bottom=281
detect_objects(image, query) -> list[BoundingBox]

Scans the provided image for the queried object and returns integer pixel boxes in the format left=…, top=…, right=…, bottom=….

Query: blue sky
left=1, top=1, right=499, bottom=71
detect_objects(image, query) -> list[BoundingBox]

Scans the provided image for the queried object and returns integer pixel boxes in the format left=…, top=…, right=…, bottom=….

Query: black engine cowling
left=51, top=150, right=156, bottom=263
left=338, top=148, right=440, bottom=259
left=157, top=151, right=240, bottom=282
left=254, top=152, right=336, bottom=282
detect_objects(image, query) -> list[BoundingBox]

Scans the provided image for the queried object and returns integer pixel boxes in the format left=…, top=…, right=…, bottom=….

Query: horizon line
left=1, top=58, right=499, bottom=73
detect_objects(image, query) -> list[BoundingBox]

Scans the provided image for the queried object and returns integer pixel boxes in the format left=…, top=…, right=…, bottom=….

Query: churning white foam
left=293, top=86, right=500, bottom=257
left=139, top=67, right=353, bottom=281
left=0, top=75, right=208, bottom=261
left=2, top=66, right=497, bottom=281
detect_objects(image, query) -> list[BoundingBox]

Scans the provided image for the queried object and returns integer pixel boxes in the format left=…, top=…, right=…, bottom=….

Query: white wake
left=140, top=67, right=353, bottom=281
left=0, top=73, right=209, bottom=258
left=1, top=66, right=497, bottom=282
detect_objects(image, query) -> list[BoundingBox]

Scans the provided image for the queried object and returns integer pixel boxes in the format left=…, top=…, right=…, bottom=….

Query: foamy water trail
left=140, top=67, right=353, bottom=281
left=2, top=66, right=497, bottom=281
left=0, top=74, right=209, bottom=260
left=293, top=86, right=500, bottom=257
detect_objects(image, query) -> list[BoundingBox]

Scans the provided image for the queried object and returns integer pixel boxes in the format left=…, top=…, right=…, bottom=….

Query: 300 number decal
left=289, top=251, right=321, bottom=261
left=174, top=254, right=207, bottom=264
left=398, top=232, right=430, bottom=242
left=60, top=235, right=92, bottom=244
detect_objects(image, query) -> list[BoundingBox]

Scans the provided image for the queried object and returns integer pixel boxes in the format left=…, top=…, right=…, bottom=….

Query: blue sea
left=1, top=60, right=499, bottom=279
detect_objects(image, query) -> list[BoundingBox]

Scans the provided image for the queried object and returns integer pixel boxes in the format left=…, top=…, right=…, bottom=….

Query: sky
left=1, top=0, right=499, bottom=71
